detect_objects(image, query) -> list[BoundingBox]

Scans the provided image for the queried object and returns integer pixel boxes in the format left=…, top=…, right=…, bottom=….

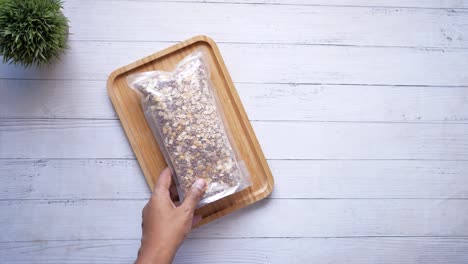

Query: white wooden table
left=1, top=0, right=468, bottom=263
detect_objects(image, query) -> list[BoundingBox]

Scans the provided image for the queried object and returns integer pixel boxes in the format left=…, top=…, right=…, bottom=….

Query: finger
left=192, top=214, right=202, bottom=227
left=181, top=179, right=206, bottom=212
left=153, top=167, right=172, bottom=195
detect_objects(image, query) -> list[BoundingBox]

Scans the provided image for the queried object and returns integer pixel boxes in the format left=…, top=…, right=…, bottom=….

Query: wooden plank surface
left=1, top=199, right=468, bottom=241
left=118, top=0, right=468, bottom=9
left=2, top=119, right=468, bottom=160
left=1, top=42, right=468, bottom=86
left=63, top=1, right=468, bottom=48
left=2, top=80, right=468, bottom=123
left=2, top=159, right=467, bottom=199
left=1, top=0, right=468, bottom=262
left=2, top=238, right=468, bottom=264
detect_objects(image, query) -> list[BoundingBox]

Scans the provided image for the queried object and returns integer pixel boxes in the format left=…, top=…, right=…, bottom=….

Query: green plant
left=0, top=0, right=68, bottom=67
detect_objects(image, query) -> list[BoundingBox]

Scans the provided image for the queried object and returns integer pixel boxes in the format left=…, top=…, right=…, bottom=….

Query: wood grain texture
left=1, top=199, right=468, bottom=241
left=0, top=80, right=118, bottom=119
left=254, top=122, right=468, bottom=160
left=111, top=0, right=468, bottom=9
left=2, top=119, right=468, bottom=160
left=63, top=1, right=468, bottom=48
left=2, top=80, right=468, bottom=122
left=0, top=119, right=133, bottom=159
left=107, top=36, right=273, bottom=226
left=1, top=159, right=468, bottom=199
left=2, top=238, right=468, bottom=264
left=1, top=41, right=468, bottom=86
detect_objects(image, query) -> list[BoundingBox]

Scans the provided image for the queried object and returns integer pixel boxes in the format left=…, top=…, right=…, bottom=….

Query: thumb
left=182, top=179, right=206, bottom=211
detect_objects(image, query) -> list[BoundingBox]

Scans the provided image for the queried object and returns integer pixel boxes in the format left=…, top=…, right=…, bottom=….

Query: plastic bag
left=127, top=51, right=251, bottom=206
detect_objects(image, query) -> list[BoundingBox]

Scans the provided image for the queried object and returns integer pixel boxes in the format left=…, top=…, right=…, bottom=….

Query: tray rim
left=106, top=35, right=274, bottom=226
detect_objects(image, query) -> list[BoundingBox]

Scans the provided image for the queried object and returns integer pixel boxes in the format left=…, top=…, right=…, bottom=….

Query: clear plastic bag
left=127, top=51, right=250, bottom=206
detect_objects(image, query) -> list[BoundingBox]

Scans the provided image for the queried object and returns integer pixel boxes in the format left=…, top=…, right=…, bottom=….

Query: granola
left=128, top=52, right=246, bottom=204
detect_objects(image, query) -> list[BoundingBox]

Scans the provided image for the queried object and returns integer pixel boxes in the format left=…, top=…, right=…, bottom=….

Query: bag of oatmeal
left=127, top=51, right=250, bottom=206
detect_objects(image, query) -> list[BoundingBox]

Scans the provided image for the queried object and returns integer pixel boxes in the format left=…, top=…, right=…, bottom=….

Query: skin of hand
left=135, top=167, right=206, bottom=264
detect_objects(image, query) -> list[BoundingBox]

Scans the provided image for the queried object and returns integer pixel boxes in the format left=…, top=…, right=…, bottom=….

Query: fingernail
left=193, top=179, right=206, bottom=191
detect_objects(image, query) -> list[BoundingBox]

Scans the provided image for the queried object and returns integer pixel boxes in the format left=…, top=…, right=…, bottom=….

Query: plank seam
left=2, top=117, right=468, bottom=124
left=1, top=158, right=468, bottom=161
left=1, top=198, right=468, bottom=201
left=67, top=39, right=468, bottom=51
left=1, top=197, right=468, bottom=202
left=2, top=236, right=468, bottom=244
left=2, top=78, right=468, bottom=88
left=87, top=0, right=468, bottom=10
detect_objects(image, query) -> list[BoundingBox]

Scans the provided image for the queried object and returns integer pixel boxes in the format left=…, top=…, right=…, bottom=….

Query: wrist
left=136, top=242, right=177, bottom=264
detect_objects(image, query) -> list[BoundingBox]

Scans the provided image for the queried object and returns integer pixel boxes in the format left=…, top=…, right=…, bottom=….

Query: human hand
left=135, top=167, right=206, bottom=264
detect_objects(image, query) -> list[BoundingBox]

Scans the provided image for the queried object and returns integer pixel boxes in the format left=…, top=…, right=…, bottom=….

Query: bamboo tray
left=107, top=35, right=274, bottom=226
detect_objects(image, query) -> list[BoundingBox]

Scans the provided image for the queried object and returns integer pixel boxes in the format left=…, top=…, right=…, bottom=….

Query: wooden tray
left=107, top=35, right=274, bottom=226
